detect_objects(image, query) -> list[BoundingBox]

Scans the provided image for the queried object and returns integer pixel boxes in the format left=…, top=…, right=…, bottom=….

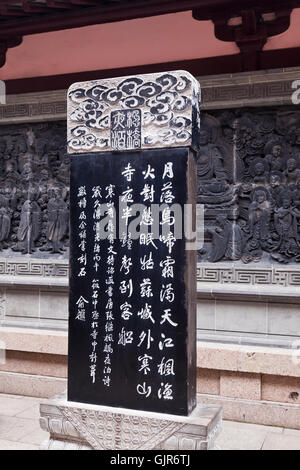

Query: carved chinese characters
left=111, top=109, right=141, bottom=151
left=68, top=69, right=199, bottom=416
left=68, top=149, right=197, bottom=415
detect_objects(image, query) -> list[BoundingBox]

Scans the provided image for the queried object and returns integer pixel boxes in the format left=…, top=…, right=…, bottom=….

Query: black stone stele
left=68, top=148, right=197, bottom=416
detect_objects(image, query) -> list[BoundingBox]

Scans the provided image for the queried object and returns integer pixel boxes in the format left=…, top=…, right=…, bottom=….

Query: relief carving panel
left=198, top=106, right=300, bottom=266
left=0, top=121, right=69, bottom=258
left=1, top=106, right=300, bottom=268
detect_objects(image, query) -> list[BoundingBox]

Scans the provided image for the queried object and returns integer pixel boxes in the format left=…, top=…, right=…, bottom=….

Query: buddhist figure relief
left=0, top=122, right=69, bottom=257
left=1, top=107, right=300, bottom=265
left=198, top=107, right=300, bottom=265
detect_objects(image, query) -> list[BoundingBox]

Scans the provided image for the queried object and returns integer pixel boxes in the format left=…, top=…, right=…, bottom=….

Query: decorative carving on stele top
left=0, top=122, right=69, bottom=257
left=67, top=71, right=201, bottom=153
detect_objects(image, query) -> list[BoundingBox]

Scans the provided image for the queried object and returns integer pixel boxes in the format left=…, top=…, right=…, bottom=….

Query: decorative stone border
left=0, top=258, right=69, bottom=288
left=200, top=67, right=300, bottom=109
left=197, top=264, right=300, bottom=288
left=0, top=258, right=68, bottom=278
left=0, top=67, right=299, bottom=125
left=1, top=257, right=299, bottom=286
left=0, top=89, right=67, bottom=124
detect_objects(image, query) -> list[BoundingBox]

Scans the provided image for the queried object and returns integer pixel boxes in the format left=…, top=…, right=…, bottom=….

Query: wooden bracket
left=193, top=7, right=292, bottom=71
left=0, top=37, right=22, bottom=68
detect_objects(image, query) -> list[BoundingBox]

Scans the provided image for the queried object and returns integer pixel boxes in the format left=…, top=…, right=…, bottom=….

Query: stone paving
left=0, top=394, right=48, bottom=450
left=0, top=393, right=300, bottom=450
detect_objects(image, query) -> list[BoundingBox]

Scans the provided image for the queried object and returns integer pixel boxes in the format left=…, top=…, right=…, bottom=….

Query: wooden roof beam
left=0, top=0, right=225, bottom=38
left=69, top=0, right=99, bottom=5
left=46, top=0, right=74, bottom=10
left=0, top=5, right=30, bottom=16
left=0, top=0, right=299, bottom=38
left=22, top=0, right=54, bottom=13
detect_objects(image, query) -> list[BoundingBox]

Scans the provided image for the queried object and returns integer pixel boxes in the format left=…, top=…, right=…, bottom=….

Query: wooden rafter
left=0, top=6, right=30, bottom=16
left=193, top=3, right=295, bottom=70
left=0, top=1, right=299, bottom=29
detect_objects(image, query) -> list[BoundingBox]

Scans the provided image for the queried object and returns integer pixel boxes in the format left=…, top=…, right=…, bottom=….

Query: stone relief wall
left=0, top=121, right=69, bottom=258
left=1, top=106, right=300, bottom=267
left=198, top=106, right=300, bottom=266
left=0, top=290, right=5, bottom=321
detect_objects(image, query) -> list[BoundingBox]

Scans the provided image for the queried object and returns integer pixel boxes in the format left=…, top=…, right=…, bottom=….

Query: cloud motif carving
left=67, top=71, right=200, bottom=153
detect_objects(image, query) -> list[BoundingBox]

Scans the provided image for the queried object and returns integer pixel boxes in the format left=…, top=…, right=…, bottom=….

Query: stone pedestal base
left=40, top=393, right=222, bottom=450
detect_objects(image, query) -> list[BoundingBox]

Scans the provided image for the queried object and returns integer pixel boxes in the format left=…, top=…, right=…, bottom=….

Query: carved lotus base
left=40, top=392, right=222, bottom=450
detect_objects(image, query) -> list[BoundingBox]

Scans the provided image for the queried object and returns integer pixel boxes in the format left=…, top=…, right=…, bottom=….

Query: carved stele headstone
left=67, top=71, right=200, bottom=416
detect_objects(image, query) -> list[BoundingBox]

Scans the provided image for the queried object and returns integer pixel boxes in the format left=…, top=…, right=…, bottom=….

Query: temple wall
left=1, top=9, right=300, bottom=81
left=0, top=12, right=239, bottom=81
left=0, top=67, right=300, bottom=426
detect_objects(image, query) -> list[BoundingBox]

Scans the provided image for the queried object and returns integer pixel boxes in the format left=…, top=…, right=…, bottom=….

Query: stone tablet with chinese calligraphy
left=68, top=71, right=200, bottom=416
